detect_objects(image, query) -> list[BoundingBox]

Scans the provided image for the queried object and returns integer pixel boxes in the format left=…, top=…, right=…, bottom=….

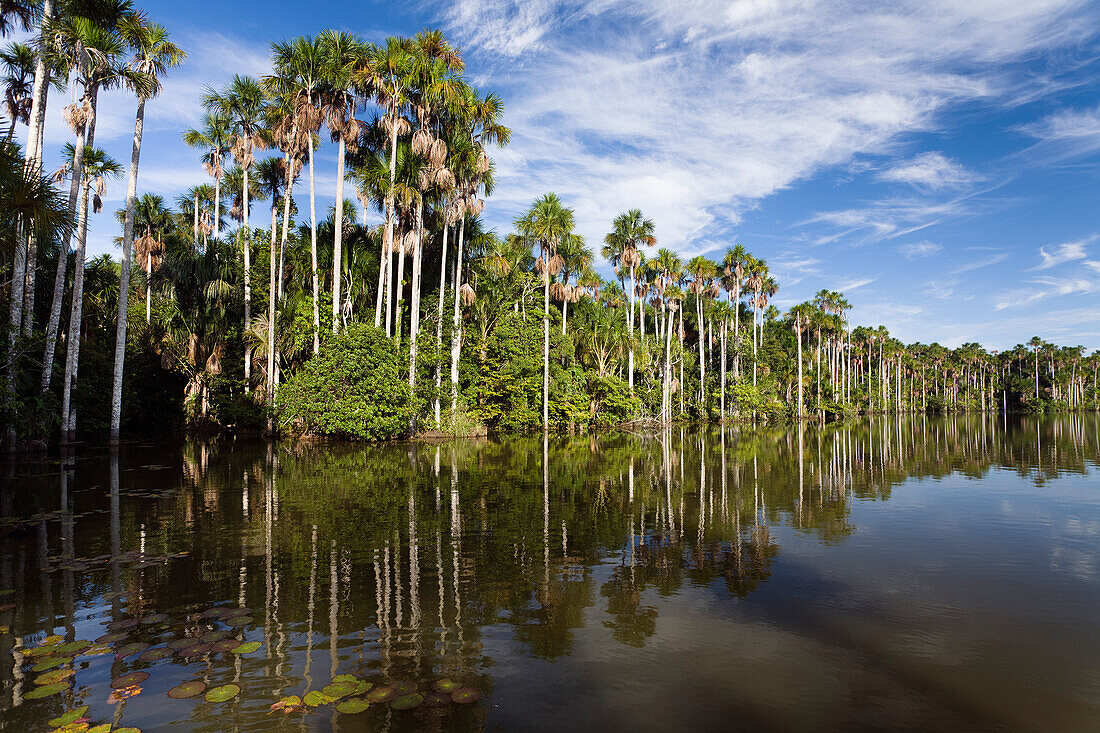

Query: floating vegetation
left=35, top=668, right=75, bottom=685
left=365, top=685, right=396, bottom=703
left=167, top=681, right=206, bottom=699
left=107, top=618, right=138, bottom=631
left=96, top=632, right=128, bottom=644
left=201, top=608, right=227, bottom=619
left=24, top=682, right=69, bottom=699
left=47, top=706, right=89, bottom=727
left=211, top=639, right=240, bottom=652
left=390, top=693, right=424, bottom=710
left=111, top=671, right=150, bottom=689
left=139, top=647, right=173, bottom=662
left=230, top=641, right=261, bottom=654
left=205, top=684, right=241, bottom=703
left=176, top=643, right=212, bottom=658
left=432, top=678, right=461, bottom=693
left=83, top=643, right=113, bottom=656
left=226, top=615, right=252, bottom=626
left=200, top=630, right=228, bottom=642
left=108, top=685, right=143, bottom=703
left=321, top=681, right=357, bottom=700
left=424, top=692, right=452, bottom=707
left=451, top=687, right=482, bottom=704
left=116, top=641, right=150, bottom=658
left=57, top=640, right=91, bottom=654
left=394, top=680, right=418, bottom=695
left=166, top=638, right=193, bottom=650
left=270, top=695, right=304, bottom=714
left=140, top=613, right=169, bottom=624
left=303, top=690, right=334, bottom=707
left=32, top=656, right=67, bottom=672
left=336, top=698, right=371, bottom=714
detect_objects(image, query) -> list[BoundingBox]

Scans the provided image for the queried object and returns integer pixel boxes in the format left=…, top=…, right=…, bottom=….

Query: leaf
left=35, top=668, right=75, bottom=685
left=332, top=674, right=358, bottom=684
left=32, top=657, right=67, bottom=672
left=140, top=613, right=169, bottom=624
left=24, top=682, right=69, bottom=699
left=432, top=678, right=461, bottom=693
left=336, top=698, right=370, bottom=714
left=167, top=680, right=206, bottom=699
left=322, top=681, right=357, bottom=700
left=231, top=641, right=261, bottom=654
left=205, top=683, right=241, bottom=703
left=451, top=687, right=482, bottom=704
left=365, top=685, right=395, bottom=703
left=302, top=690, right=334, bottom=707
left=139, top=647, right=173, bottom=662
left=47, top=705, right=89, bottom=727
left=57, top=640, right=91, bottom=655
left=270, top=694, right=303, bottom=713
left=116, top=642, right=150, bottom=658
left=390, top=693, right=424, bottom=710
left=110, top=671, right=150, bottom=689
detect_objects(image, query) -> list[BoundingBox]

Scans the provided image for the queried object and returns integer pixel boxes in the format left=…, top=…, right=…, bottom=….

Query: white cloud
left=897, top=241, right=942, bottom=259
left=954, top=252, right=1008, bottom=273
left=1019, top=104, right=1100, bottom=161
left=1033, top=236, right=1093, bottom=270
left=877, top=152, right=977, bottom=190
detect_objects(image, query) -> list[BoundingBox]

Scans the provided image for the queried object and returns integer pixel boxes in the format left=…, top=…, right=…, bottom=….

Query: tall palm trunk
left=275, top=152, right=296, bottom=394
left=542, top=256, right=550, bottom=431
left=376, top=121, right=398, bottom=334
left=41, top=87, right=97, bottom=394
left=192, top=192, right=199, bottom=250
left=432, top=218, right=450, bottom=427
left=449, top=218, right=466, bottom=424
left=60, top=175, right=92, bottom=442
left=109, top=95, right=147, bottom=444
left=394, top=237, right=407, bottom=344
left=213, top=173, right=221, bottom=241
left=408, top=200, right=424, bottom=434
left=796, top=322, right=804, bottom=418
left=266, top=186, right=279, bottom=436
left=307, top=134, right=319, bottom=355
left=331, top=135, right=345, bottom=333
left=627, top=266, right=635, bottom=391
left=719, top=320, right=727, bottom=419
left=144, top=249, right=151, bottom=321
left=697, top=295, right=704, bottom=406
left=243, top=166, right=252, bottom=388
left=732, top=284, right=740, bottom=378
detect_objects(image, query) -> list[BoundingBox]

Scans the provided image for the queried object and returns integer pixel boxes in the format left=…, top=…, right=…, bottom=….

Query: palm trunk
left=307, top=138, right=319, bottom=355
left=733, top=284, right=740, bottom=378
left=60, top=177, right=92, bottom=443
left=192, top=192, right=199, bottom=250
left=697, top=295, right=704, bottom=406
left=628, top=266, right=635, bottom=391
left=394, top=236, right=407, bottom=344
left=213, top=173, right=221, bottom=241
left=243, top=165, right=252, bottom=390
left=796, top=323, right=804, bottom=418
left=109, top=95, right=147, bottom=444
left=278, top=163, right=292, bottom=303
left=542, top=259, right=550, bottom=431
left=407, top=199, right=424, bottom=435
left=720, top=320, right=727, bottom=419
left=23, top=0, right=54, bottom=168
left=449, top=218, right=466, bottom=425
left=266, top=191, right=278, bottom=436
left=41, top=86, right=96, bottom=394
left=377, top=122, right=398, bottom=334
left=433, top=217, right=450, bottom=427
left=331, top=135, right=345, bottom=333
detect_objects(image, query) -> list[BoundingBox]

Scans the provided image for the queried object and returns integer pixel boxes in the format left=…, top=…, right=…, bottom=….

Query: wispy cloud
left=897, top=240, right=943, bottom=259
left=954, top=252, right=1008, bottom=274
left=1033, top=236, right=1093, bottom=270
left=1018, top=103, right=1100, bottom=162
left=877, top=152, right=977, bottom=190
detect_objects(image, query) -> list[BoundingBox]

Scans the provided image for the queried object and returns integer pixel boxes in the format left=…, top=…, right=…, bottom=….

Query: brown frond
left=460, top=282, right=476, bottom=306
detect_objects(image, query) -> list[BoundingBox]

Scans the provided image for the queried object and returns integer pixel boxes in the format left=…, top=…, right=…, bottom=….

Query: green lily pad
left=176, top=643, right=212, bottom=658
left=270, top=694, right=304, bottom=712
left=211, top=640, right=239, bottom=652
left=35, top=668, right=75, bottom=685
left=167, top=680, right=206, bottom=699
left=32, top=656, right=67, bottom=672
left=231, top=641, right=261, bottom=654
left=322, top=681, right=357, bottom=699
left=25, top=645, right=57, bottom=658
left=57, top=640, right=90, bottom=655
left=199, top=630, right=228, bottom=643
left=424, top=692, right=452, bottom=707
left=110, top=671, right=150, bottom=689
left=390, top=693, right=424, bottom=710
left=107, top=619, right=138, bottom=630
left=205, top=683, right=240, bottom=703
left=332, top=674, right=358, bottom=684
left=201, top=608, right=226, bottom=618
left=166, top=638, right=194, bottom=650
left=24, top=682, right=68, bottom=699
left=230, top=606, right=252, bottom=615
left=302, top=690, right=334, bottom=707
left=353, top=681, right=372, bottom=695
left=0, top=589, right=13, bottom=597
left=48, top=706, right=89, bottom=727
left=432, top=678, right=461, bottom=693
left=141, top=613, right=169, bottom=624
left=113, top=728, right=142, bottom=733
left=365, top=685, right=395, bottom=703
left=336, top=698, right=371, bottom=714
left=226, top=615, right=252, bottom=627
left=139, top=647, right=172, bottom=662
left=116, top=642, right=150, bottom=658
left=87, top=726, right=111, bottom=733
left=95, top=632, right=128, bottom=644
left=393, top=680, right=417, bottom=694
left=451, top=687, right=481, bottom=704
left=83, top=644, right=112, bottom=656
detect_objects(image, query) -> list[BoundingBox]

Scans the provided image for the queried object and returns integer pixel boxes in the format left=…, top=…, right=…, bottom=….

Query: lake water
left=1, top=415, right=1098, bottom=732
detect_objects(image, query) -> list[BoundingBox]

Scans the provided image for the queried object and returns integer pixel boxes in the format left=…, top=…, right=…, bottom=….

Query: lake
left=1, top=415, right=1098, bottom=731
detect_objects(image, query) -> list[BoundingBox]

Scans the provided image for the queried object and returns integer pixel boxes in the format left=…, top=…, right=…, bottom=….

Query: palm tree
left=266, top=36, right=324, bottom=354
left=652, top=247, right=682, bottom=421
left=0, top=41, right=34, bottom=141
left=182, top=111, right=231, bottom=242
left=604, top=209, right=654, bottom=391
left=59, top=144, right=122, bottom=441
left=516, top=193, right=575, bottom=430
left=109, top=17, right=182, bottom=444
left=354, top=36, right=415, bottom=335
left=39, top=0, right=131, bottom=395
left=787, top=303, right=815, bottom=419
left=254, top=155, right=287, bottom=433
left=1028, top=336, right=1044, bottom=403
left=722, top=244, right=748, bottom=378
left=555, top=233, right=591, bottom=336
left=687, top=255, right=716, bottom=406
left=204, top=74, right=266, bottom=389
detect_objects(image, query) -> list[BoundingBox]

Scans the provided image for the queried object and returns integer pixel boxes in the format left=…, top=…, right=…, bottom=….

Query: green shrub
left=278, top=324, right=414, bottom=441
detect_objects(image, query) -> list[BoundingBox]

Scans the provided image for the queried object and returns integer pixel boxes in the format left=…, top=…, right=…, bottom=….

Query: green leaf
left=336, top=698, right=370, bottom=714
left=48, top=705, right=89, bottom=727
left=205, top=684, right=240, bottom=703
left=302, top=690, right=334, bottom=707
left=230, top=641, right=261, bottom=654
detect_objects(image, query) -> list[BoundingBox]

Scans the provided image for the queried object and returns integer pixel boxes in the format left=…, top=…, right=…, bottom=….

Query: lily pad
left=139, top=647, right=173, bottom=662
left=332, top=674, right=359, bottom=684
left=270, top=695, right=304, bottom=713
left=176, top=643, right=212, bottom=658
left=432, top=678, right=461, bottom=693
left=114, top=728, right=142, bottom=733
left=353, top=681, right=373, bottom=695
left=140, top=613, right=169, bottom=624
left=365, top=685, right=396, bottom=703
left=205, top=683, right=240, bottom=703
left=167, top=680, right=206, bottom=699
left=451, top=687, right=482, bottom=704
left=83, top=644, right=113, bottom=656
left=107, top=618, right=138, bottom=630
left=201, top=608, right=226, bottom=618
left=394, top=680, right=418, bottom=694
left=211, top=640, right=239, bottom=652
left=55, top=725, right=91, bottom=733
left=231, top=641, right=261, bottom=654
left=35, top=668, right=75, bottom=685
left=226, top=615, right=252, bottom=627
left=166, top=638, right=194, bottom=650
left=48, top=706, right=89, bottom=727
left=116, top=641, right=150, bottom=658
left=336, top=698, right=371, bottom=714
left=87, top=726, right=112, bottom=733
left=302, top=690, right=334, bottom=707
left=424, top=692, right=452, bottom=707
left=230, top=606, right=251, bottom=615
left=24, top=682, right=68, bottom=699
left=110, top=671, right=150, bottom=689
left=199, top=630, right=228, bottom=643
left=95, top=632, right=128, bottom=644
left=32, top=656, right=67, bottom=672
left=322, top=681, right=357, bottom=700
left=57, top=640, right=90, bottom=655
left=390, top=693, right=424, bottom=710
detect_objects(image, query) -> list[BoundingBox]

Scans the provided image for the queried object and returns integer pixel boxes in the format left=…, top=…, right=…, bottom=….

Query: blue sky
left=13, top=0, right=1100, bottom=349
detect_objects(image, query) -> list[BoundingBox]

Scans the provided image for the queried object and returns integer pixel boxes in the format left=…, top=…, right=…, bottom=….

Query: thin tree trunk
left=214, top=173, right=221, bottom=241
left=796, top=322, right=803, bottom=418
left=449, top=218, right=466, bottom=425
left=266, top=191, right=278, bottom=436
left=378, top=123, right=398, bottom=334
left=697, top=294, right=704, bottom=406
left=543, top=260, right=550, bottom=430
left=394, top=237, right=407, bottom=344
left=331, top=135, right=345, bottom=333
left=243, top=165, right=251, bottom=390
left=628, top=266, right=635, bottom=391
left=307, top=138, right=319, bottom=355
left=60, top=178, right=92, bottom=443
left=433, top=217, right=449, bottom=428
left=109, top=96, right=147, bottom=444
left=192, top=192, right=199, bottom=250
left=408, top=199, right=424, bottom=435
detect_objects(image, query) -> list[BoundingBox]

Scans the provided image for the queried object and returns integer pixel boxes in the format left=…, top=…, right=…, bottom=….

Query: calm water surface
left=1, top=416, right=1099, bottom=732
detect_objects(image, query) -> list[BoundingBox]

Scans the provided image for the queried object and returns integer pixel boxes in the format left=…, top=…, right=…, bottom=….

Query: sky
left=11, top=0, right=1100, bottom=350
